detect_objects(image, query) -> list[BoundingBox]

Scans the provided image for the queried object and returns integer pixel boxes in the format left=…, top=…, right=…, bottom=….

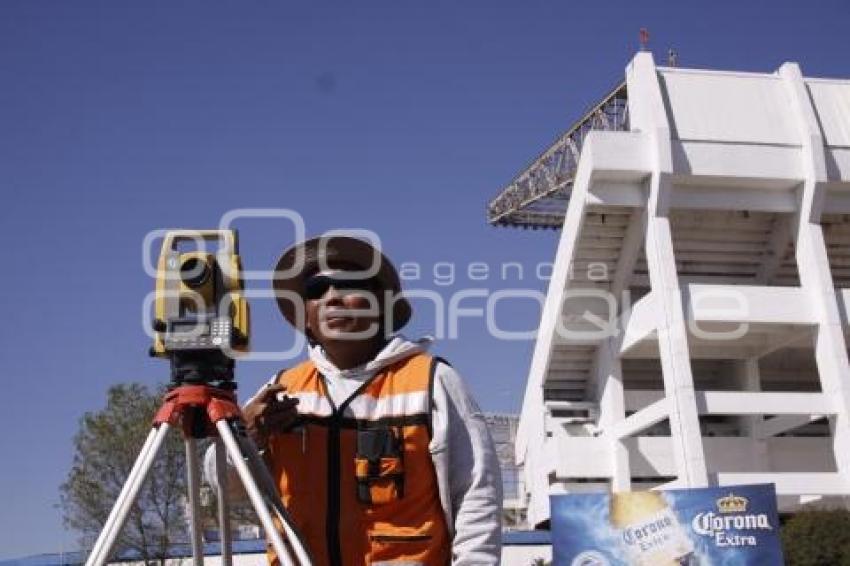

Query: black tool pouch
left=355, top=426, right=405, bottom=505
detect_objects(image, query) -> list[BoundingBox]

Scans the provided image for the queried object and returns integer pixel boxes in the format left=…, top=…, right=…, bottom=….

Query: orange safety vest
left=264, top=352, right=451, bottom=566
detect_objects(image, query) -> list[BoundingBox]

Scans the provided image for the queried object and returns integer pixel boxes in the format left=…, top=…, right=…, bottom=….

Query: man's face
left=303, top=270, right=383, bottom=345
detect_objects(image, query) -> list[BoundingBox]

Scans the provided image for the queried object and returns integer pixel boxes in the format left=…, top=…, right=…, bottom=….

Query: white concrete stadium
left=487, top=52, right=850, bottom=527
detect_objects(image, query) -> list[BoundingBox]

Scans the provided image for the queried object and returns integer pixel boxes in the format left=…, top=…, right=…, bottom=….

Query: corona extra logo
left=716, top=493, right=748, bottom=514
left=692, top=492, right=771, bottom=547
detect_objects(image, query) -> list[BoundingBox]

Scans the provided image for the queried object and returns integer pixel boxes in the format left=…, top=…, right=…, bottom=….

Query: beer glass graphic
left=610, top=491, right=696, bottom=565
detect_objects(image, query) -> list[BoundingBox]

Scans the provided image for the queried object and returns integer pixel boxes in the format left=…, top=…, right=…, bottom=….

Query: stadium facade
left=488, top=52, right=850, bottom=527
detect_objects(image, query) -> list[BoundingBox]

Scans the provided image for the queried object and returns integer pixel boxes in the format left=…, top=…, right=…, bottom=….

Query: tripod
left=83, top=377, right=313, bottom=566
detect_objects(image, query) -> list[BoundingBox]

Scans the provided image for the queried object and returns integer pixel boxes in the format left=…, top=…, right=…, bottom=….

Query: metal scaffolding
left=484, top=413, right=526, bottom=529
left=486, top=82, right=629, bottom=229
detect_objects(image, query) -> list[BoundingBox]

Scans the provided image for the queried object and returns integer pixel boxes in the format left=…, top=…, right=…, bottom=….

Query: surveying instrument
left=85, top=230, right=313, bottom=566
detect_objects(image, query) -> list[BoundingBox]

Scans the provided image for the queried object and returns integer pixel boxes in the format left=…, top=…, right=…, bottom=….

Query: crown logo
left=717, top=493, right=748, bottom=514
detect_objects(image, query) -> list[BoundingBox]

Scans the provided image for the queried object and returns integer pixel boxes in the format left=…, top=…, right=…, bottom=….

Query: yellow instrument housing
left=151, top=230, right=250, bottom=358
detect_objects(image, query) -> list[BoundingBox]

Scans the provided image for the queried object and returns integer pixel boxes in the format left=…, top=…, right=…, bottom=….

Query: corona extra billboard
left=551, top=483, right=783, bottom=565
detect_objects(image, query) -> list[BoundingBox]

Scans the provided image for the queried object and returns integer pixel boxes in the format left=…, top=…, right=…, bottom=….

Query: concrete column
left=780, top=62, right=850, bottom=489
left=596, top=338, right=631, bottom=491
left=645, top=204, right=709, bottom=486
left=734, top=359, right=770, bottom=470
left=628, top=52, right=709, bottom=487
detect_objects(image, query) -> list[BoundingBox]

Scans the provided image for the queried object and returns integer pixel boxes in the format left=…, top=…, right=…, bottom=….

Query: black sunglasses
left=303, top=274, right=378, bottom=300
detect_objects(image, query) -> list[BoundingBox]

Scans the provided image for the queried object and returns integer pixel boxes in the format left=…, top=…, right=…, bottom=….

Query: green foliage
left=60, top=383, right=187, bottom=564
left=782, top=508, right=850, bottom=566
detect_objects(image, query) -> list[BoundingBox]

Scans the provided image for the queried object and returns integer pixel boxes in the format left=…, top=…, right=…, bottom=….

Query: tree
left=781, top=508, right=850, bottom=566
left=60, top=383, right=188, bottom=564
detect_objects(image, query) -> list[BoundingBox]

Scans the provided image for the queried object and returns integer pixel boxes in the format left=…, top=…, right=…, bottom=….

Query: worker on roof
left=205, top=234, right=502, bottom=566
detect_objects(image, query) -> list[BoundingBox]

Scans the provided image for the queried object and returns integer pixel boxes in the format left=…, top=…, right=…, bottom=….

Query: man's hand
left=243, top=384, right=300, bottom=449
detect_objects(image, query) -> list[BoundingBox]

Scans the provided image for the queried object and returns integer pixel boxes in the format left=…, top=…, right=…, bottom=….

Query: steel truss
left=487, top=82, right=628, bottom=229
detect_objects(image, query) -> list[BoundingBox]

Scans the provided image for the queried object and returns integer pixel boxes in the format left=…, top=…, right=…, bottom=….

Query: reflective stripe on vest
left=265, top=353, right=450, bottom=566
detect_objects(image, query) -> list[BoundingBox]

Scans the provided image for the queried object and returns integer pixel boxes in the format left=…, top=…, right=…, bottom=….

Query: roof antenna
left=639, top=28, right=650, bottom=52
left=668, top=48, right=678, bottom=67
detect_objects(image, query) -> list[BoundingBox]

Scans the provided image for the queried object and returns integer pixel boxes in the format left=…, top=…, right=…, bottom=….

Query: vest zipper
left=319, top=367, right=391, bottom=566
left=319, top=371, right=343, bottom=566
left=327, top=411, right=342, bottom=566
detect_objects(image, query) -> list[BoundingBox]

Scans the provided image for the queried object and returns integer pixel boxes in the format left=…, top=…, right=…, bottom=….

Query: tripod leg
left=235, top=431, right=313, bottom=566
left=214, top=438, right=233, bottom=566
left=185, top=437, right=205, bottom=566
left=85, top=423, right=171, bottom=566
left=215, top=420, right=301, bottom=566
left=235, top=433, right=283, bottom=501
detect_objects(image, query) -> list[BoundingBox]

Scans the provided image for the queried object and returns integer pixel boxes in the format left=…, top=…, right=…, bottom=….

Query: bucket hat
left=272, top=235, right=412, bottom=332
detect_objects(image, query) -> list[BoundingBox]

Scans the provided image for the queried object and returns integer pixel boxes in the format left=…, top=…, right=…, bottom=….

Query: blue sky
left=1, top=0, right=848, bottom=560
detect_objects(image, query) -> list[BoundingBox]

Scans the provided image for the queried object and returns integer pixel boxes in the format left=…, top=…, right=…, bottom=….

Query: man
left=206, top=235, right=502, bottom=566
